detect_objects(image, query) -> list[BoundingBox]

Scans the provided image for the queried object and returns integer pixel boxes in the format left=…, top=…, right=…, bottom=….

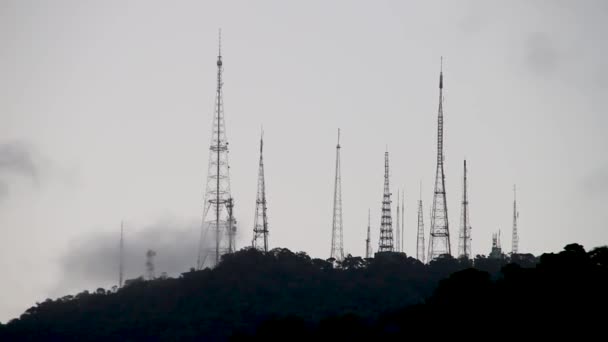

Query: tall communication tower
left=458, top=160, right=472, bottom=259
left=512, top=185, right=519, bottom=254
left=396, top=190, right=401, bottom=252
left=119, top=221, right=124, bottom=288
left=428, top=58, right=451, bottom=261
left=330, top=129, right=344, bottom=261
left=416, top=183, right=425, bottom=263
left=365, top=209, right=372, bottom=258
left=252, top=130, right=269, bottom=252
left=378, top=151, right=394, bottom=252
left=197, top=30, right=236, bottom=269
left=401, top=189, right=405, bottom=253
left=145, top=249, right=156, bottom=280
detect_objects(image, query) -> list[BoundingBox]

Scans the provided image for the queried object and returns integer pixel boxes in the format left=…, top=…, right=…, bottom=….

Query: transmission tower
left=416, top=183, right=425, bottom=263
left=512, top=185, right=519, bottom=254
left=365, top=209, right=372, bottom=258
left=119, top=221, right=124, bottom=288
left=401, top=189, right=405, bottom=253
left=145, top=249, right=156, bottom=280
left=458, top=160, right=472, bottom=259
left=428, top=58, right=451, bottom=261
left=197, top=30, right=237, bottom=269
left=378, top=151, right=394, bottom=252
left=396, top=190, right=401, bottom=252
left=330, top=129, right=344, bottom=261
left=252, top=130, right=269, bottom=252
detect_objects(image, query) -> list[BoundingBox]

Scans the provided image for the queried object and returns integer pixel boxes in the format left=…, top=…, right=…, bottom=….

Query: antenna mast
left=512, top=185, right=519, bottom=254
left=378, top=151, right=394, bottom=252
left=330, top=129, right=344, bottom=260
left=252, top=129, right=269, bottom=252
left=396, top=190, right=401, bottom=252
left=365, top=209, right=372, bottom=258
left=401, top=189, right=405, bottom=253
left=145, top=249, right=156, bottom=280
left=197, top=29, right=236, bottom=269
left=119, top=221, right=124, bottom=288
left=458, top=160, right=472, bottom=259
left=416, top=182, right=425, bottom=263
left=428, top=57, right=451, bottom=261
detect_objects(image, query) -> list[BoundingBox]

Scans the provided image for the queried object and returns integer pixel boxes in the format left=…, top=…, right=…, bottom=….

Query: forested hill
left=1, top=244, right=606, bottom=340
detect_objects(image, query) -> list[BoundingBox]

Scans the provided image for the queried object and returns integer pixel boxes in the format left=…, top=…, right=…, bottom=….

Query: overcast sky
left=1, top=0, right=607, bottom=322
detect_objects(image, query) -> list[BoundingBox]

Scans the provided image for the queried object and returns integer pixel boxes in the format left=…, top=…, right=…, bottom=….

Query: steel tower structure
left=401, top=189, right=405, bottom=253
left=119, top=221, right=124, bottom=288
left=458, top=160, right=472, bottom=259
left=512, top=185, right=519, bottom=254
left=365, top=209, right=372, bottom=258
left=197, top=31, right=236, bottom=269
left=416, top=183, right=425, bottom=263
left=252, top=130, right=269, bottom=252
left=330, top=129, right=344, bottom=261
left=396, top=190, right=401, bottom=252
left=145, top=249, right=156, bottom=280
left=428, top=58, right=451, bottom=261
left=378, top=151, right=394, bottom=252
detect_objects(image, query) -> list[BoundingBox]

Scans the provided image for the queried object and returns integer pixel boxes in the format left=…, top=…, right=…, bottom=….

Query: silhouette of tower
left=401, top=189, right=405, bottom=253
left=416, top=183, right=425, bottom=263
left=365, top=209, right=372, bottom=258
left=458, top=160, right=472, bottom=259
left=396, top=190, right=401, bottom=252
left=119, top=221, right=124, bottom=288
left=197, top=30, right=236, bottom=269
left=490, top=230, right=503, bottom=259
left=378, top=151, right=394, bottom=252
left=330, top=129, right=344, bottom=261
left=252, top=130, right=269, bottom=252
left=512, top=185, right=519, bottom=254
left=428, top=58, right=451, bottom=261
left=145, top=249, right=156, bottom=280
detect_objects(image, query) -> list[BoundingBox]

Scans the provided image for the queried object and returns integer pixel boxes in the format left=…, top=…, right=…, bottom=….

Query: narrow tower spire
left=401, top=189, right=405, bottom=254
left=330, top=129, right=344, bottom=261
left=396, top=190, right=401, bottom=253
left=512, top=185, right=519, bottom=254
left=428, top=58, right=451, bottom=261
left=365, top=209, right=372, bottom=258
left=416, top=182, right=425, bottom=263
left=197, top=31, right=236, bottom=269
left=378, top=151, right=394, bottom=252
left=119, top=221, right=124, bottom=288
left=458, top=160, right=472, bottom=259
left=252, top=129, right=269, bottom=252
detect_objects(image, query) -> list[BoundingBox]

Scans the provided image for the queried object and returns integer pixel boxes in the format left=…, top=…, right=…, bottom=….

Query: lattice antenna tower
left=458, top=160, right=472, bottom=259
left=330, top=129, right=344, bottom=260
left=396, top=190, right=401, bottom=252
left=252, top=129, right=269, bottom=252
left=365, top=209, right=372, bottom=258
left=416, top=182, right=425, bottom=263
left=512, top=185, right=519, bottom=254
left=378, top=150, right=394, bottom=252
left=401, top=189, right=405, bottom=253
left=197, top=29, right=236, bottom=269
left=145, top=249, right=156, bottom=280
left=428, top=57, right=451, bottom=261
left=119, top=221, right=124, bottom=288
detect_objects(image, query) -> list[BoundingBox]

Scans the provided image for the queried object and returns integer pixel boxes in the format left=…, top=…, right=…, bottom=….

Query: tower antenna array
left=512, top=185, right=519, bottom=254
left=197, top=29, right=236, bottom=269
left=428, top=57, right=451, bottom=260
left=378, top=151, right=394, bottom=252
left=330, top=129, right=344, bottom=260
left=396, top=190, right=401, bottom=252
left=416, top=182, right=425, bottom=263
left=365, top=209, right=372, bottom=258
left=458, top=160, right=472, bottom=259
left=252, top=129, right=269, bottom=252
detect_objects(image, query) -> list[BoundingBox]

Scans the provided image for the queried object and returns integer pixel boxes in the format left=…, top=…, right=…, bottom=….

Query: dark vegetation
left=1, top=244, right=606, bottom=340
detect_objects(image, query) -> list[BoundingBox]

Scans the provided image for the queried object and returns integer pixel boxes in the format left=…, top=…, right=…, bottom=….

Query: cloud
left=524, top=32, right=560, bottom=77
left=53, top=217, right=225, bottom=295
left=0, top=141, right=43, bottom=199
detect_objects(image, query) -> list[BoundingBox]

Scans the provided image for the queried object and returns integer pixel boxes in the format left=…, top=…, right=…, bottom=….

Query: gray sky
left=1, top=0, right=607, bottom=322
